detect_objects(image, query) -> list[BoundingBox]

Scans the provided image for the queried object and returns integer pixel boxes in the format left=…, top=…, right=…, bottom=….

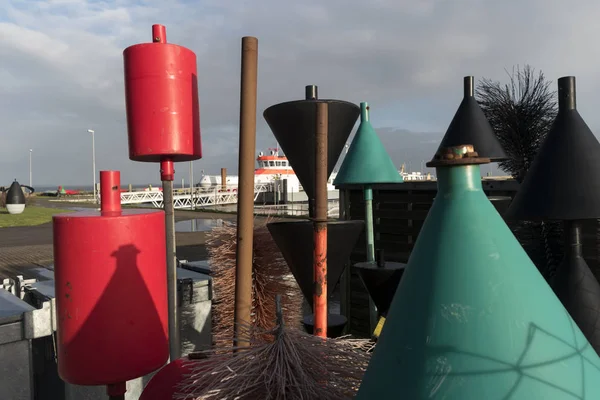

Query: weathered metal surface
left=313, top=101, right=329, bottom=337
left=234, top=36, right=259, bottom=349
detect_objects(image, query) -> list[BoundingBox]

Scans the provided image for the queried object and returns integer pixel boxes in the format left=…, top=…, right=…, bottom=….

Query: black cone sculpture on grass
left=267, top=220, right=364, bottom=337
left=5, top=180, right=26, bottom=215
left=263, top=85, right=360, bottom=217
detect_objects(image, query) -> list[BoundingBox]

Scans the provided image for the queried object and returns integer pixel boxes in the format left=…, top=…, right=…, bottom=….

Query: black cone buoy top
left=6, top=180, right=25, bottom=205
left=263, top=86, right=360, bottom=215
left=436, top=76, right=507, bottom=161
left=506, top=76, right=600, bottom=220
left=267, top=220, right=364, bottom=309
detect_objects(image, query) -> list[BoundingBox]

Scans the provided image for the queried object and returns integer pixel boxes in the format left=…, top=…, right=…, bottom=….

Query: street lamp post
left=29, top=149, right=33, bottom=187
left=87, top=129, right=97, bottom=203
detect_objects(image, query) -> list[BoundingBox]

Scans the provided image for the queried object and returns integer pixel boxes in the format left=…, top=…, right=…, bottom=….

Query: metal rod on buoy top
left=464, top=76, right=474, bottom=98
left=314, top=102, right=328, bottom=338
left=306, top=84, right=318, bottom=100
left=559, top=76, right=577, bottom=110
left=234, top=36, right=258, bottom=349
left=100, top=171, right=121, bottom=214
left=160, top=157, right=180, bottom=360
left=152, top=24, right=167, bottom=44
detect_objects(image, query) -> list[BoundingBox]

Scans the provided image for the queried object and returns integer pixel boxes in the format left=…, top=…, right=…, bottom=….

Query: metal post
left=29, top=149, right=32, bottom=187
left=234, top=36, right=258, bottom=349
left=364, top=186, right=375, bottom=262
left=189, top=161, right=194, bottom=210
left=306, top=85, right=318, bottom=218
left=160, top=158, right=180, bottom=360
left=282, top=179, right=288, bottom=204
left=221, top=168, right=227, bottom=191
left=87, top=129, right=97, bottom=203
left=364, top=185, right=379, bottom=332
left=314, top=102, right=328, bottom=338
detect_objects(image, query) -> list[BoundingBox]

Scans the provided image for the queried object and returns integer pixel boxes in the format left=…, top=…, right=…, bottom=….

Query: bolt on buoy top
left=427, top=144, right=490, bottom=167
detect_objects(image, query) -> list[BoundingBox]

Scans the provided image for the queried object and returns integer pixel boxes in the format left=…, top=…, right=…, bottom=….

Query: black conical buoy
left=5, top=180, right=26, bottom=215
left=263, top=86, right=360, bottom=215
left=267, top=220, right=364, bottom=308
left=354, top=261, right=406, bottom=317
left=436, top=76, right=507, bottom=161
left=506, top=76, right=600, bottom=220
left=506, top=76, right=600, bottom=355
left=267, top=220, right=363, bottom=337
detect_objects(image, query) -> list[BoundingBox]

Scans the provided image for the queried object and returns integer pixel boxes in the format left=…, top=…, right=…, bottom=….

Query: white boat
left=399, top=163, right=435, bottom=181
left=199, top=148, right=338, bottom=193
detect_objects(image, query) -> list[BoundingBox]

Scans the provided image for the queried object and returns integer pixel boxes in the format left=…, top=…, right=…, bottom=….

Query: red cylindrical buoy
left=53, top=170, right=169, bottom=387
left=123, top=24, right=202, bottom=163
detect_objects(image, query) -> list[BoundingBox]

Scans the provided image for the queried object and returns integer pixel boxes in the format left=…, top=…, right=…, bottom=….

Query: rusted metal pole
left=314, top=102, right=328, bottom=338
left=233, top=36, right=258, bottom=349
left=221, top=168, right=227, bottom=190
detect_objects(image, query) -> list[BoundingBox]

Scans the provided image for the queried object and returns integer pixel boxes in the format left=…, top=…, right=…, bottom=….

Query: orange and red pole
left=313, top=102, right=328, bottom=338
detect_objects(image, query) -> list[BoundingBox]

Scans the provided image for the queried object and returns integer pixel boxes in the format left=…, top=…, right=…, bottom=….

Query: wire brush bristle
left=207, top=217, right=304, bottom=348
left=174, top=301, right=373, bottom=400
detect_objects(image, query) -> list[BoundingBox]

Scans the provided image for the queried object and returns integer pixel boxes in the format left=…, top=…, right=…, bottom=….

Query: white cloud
left=0, top=0, right=599, bottom=186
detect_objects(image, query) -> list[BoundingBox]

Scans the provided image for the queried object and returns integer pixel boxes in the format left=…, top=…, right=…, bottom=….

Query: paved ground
left=0, top=198, right=240, bottom=280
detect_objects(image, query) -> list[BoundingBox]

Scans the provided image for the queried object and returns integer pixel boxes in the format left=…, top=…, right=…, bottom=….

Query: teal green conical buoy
left=334, top=102, right=403, bottom=186
left=333, top=102, right=403, bottom=333
left=333, top=101, right=403, bottom=262
left=356, top=145, right=600, bottom=399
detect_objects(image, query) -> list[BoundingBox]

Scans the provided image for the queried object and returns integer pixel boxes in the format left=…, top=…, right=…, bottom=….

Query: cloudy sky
left=1, top=0, right=599, bottom=188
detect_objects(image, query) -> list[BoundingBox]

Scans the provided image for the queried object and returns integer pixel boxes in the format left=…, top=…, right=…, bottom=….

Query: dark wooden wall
left=338, top=180, right=600, bottom=338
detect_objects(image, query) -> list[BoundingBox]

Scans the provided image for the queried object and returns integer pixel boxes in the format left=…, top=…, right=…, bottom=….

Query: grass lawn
left=0, top=206, right=71, bottom=228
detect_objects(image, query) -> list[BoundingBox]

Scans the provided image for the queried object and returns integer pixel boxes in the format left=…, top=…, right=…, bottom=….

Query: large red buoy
left=123, top=24, right=202, bottom=163
left=123, top=24, right=202, bottom=362
left=53, top=171, right=168, bottom=395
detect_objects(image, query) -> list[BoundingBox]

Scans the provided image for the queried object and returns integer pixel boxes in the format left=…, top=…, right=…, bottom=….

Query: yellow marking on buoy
left=373, top=316, right=386, bottom=338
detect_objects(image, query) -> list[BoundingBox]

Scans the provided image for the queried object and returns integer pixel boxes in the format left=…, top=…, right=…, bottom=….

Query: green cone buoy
left=334, top=102, right=403, bottom=186
left=356, top=145, right=600, bottom=399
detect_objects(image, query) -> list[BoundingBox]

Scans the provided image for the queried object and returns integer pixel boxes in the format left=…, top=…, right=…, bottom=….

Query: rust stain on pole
left=314, top=101, right=328, bottom=338
left=234, top=36, right=258, bottom=349
left=221, top=167, right=227, bottom=190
